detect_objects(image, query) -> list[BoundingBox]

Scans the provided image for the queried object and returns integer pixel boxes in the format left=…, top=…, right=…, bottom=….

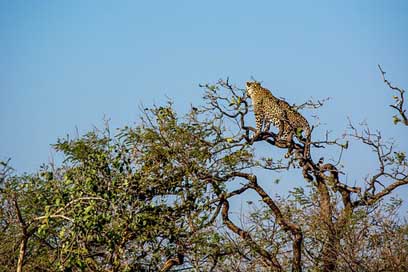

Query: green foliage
left=393, top=115, right=402, bottom=124
left=394, top=151, right=406, bottom=164
left=0, top=102, right=254, bottom=271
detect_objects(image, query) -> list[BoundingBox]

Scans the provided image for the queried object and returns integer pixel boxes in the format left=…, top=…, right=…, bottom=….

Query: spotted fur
left=245, top=81, right=310, bottom=142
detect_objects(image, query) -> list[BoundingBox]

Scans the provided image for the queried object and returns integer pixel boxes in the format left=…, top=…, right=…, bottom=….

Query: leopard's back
left=246, top=81, right=310, bottom=138
left=277, top=99, right=310, bottom=136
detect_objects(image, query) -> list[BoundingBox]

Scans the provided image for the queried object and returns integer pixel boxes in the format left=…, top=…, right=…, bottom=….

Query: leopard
left=245, top=81, right=311, bottom=157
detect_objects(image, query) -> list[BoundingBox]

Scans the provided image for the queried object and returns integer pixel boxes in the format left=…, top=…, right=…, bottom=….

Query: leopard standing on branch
left=245, top=81, right=311, bottom=158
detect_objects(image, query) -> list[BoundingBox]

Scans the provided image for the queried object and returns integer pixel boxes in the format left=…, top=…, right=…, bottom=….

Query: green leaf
left=341, top=141, right=349, bottom=149
left=394, top=152, right=406, bottom=163
left=393, top=115, right=401, bottom=125
left=59, top=228, right=65, bottom=239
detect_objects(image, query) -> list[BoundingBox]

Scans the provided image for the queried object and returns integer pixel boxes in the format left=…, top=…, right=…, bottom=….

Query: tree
left=1, top=68, right=407, bottom=271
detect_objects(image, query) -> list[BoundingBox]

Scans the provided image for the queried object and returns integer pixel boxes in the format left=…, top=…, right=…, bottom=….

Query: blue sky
left=1, top=1, right=407, bottom=204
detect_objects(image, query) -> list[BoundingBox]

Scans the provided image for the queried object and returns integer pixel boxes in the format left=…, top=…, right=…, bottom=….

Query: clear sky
left=1, top=1, right=407, bottom=203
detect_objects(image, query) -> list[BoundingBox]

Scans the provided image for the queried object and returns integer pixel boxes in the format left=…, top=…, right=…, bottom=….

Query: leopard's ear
left=246, top=81, right=252, bottom=88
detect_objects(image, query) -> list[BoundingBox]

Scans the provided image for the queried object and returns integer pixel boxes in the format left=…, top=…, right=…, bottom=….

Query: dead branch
left=378, top=65, right=408, bottom=126
left=346, top=120, right=408, bottom=206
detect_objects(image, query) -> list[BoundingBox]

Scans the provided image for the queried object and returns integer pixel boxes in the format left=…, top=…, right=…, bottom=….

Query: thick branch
left=221, top=198, right=282, bottom=270
left=247, top=176, right=303, bottom=272
left=356, top=177, right=408, bottom=206
left=17, top=236, right=28, bottom=272
left=13, top=195, right=28, bottom=272
left=228, top=172, right=303, bottom=271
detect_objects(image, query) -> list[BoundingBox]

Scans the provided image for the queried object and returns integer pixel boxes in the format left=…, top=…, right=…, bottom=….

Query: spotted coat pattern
left=246, top=81, right=310, bottom=141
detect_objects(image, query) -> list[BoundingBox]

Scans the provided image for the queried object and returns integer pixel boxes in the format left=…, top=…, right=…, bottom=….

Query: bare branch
left=378, top=65, right=408, bottom=126
left=358, top=177, right=408, bottom=206
left=346, top=120, right=407, bottom=206
left=295, top=97, right=331, bottom=111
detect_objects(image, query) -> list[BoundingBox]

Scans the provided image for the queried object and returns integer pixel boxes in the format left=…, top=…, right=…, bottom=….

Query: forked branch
left=378, top=64, right=408, bottom=126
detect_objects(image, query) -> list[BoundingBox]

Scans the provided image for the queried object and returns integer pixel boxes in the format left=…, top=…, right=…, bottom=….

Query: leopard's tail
left=303, top=125, right=311, bottom=159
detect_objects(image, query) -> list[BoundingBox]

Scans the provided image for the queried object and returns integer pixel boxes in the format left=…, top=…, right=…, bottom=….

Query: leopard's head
left=246, top=81, right=261, bottom=97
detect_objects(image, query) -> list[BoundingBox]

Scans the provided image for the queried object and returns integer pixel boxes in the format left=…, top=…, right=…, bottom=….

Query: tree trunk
left=316, top=180, right=338, bottom=271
